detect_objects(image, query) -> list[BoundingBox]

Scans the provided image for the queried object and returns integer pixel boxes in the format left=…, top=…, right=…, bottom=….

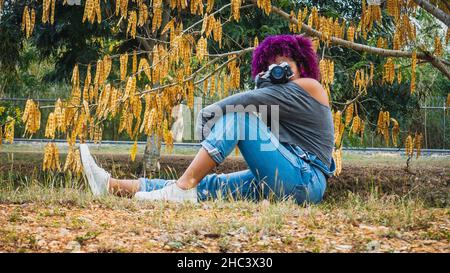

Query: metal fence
left=1, top=96, right=449, bottom=149
left=420, top=96, right=449, bottom=150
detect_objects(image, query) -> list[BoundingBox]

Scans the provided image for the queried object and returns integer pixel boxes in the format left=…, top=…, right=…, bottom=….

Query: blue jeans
left=139, top=112, right=336, bottom=204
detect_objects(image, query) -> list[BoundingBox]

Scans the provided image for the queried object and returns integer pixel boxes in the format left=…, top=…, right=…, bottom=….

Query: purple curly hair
left=251, top=34, right=320, bottom=81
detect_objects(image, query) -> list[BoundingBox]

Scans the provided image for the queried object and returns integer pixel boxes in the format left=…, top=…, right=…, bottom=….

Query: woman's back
left=196, top=79, right=335, bottom=168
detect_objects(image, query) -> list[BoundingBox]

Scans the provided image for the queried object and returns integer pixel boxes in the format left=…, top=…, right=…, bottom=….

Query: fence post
left=444, top=100, right=446, bottom=149
left=424, top=105, right=428, bottom=149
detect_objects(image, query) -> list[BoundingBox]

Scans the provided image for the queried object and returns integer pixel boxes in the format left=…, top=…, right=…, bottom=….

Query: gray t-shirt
left=196, top=78, right=335, bottom=169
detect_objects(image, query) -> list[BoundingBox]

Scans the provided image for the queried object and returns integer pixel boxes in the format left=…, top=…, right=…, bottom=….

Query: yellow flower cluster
left=227, top=54, right=240, bottom=90
left=361, top=2, right=382, bottom=38
left=319, top=59, right=334, bottom=85
left=386, top=0, right=400, bottom=22
left=413, top=132, right=422, bottom=159
left=393, top=15, right=416, bottom=50
left=390, top=118, right=400, bottom=147
left=332, top=147, right=342, bottom=176
left=83, top=64, right=92, bottom=101
left=130, top=140, right=138, bottom=161
left=140, top=96, right=157, bottom=136
left=310, top=38, right=320, bottom=52
left=3, top=117, right=15, bottom=144
left=212, top=16, right=223, bottom=49
left=138, top=2, right=149, bottom=27
left=347, top=25, right=355, bottom=43
left=333, top=110, right=345, bottom=149
left=411, top=51, right=416, bottom=94
left=383, top=58, right=396, bottom=85
left=127, top=10, right=138, bottom=39
left=120, top=54, right=129, bottom=81
left=318, top=17, right=345, bottom=45
left=42, top=0, right=56, bottom=24
left=169, top=0, right=188, bottom=10
left=344, top=102, right=354, bottom=127
left=376, top=37, right=387, bottom=49
left=138, top=58, right=152, bottom=82
left=257, top=0, right=271, bottom=16
left=153, top=0, right=163, bottom=32
left=354, top=68, right=371, bottom=94
left=116, top=0, right=129, bottom=18
left=307, top=7, right=319, bottom=29
left=254, top=36, right=259, bottom=48
left=64, top=146, right=83, bottom=174
left=196, top=36, right=208, bottom=62
left=201, top=14, right=223, bottom=49
left=190, top=0, right=204, bottom=16
left=43, top=142, right=60, bottom=172
left=22, top=99, right=41, bottom=136
left=151, top=44, right=170, bottom=85
left=83, top=0, right=102, bottom=24
left=319, top=59, right=334, bottom=100
left=231, top=0, right=242, bottom=22
left=163, top=119, right=174, bottom=153
left=289, top=10, right=297, bottom=33
left=45, top=112, right=57, bottom=139
left=405, top=132, right=422, bottom=159
left=206, top=0, right=215, bottom=13
left=405, top=134, right=413, bottom=157
left=349, top=115, right=364, bottom=141
left=22, top=6, right=36, bottom=39
left=376, top=110, right=392, bottom=146
left=434, top=36, right=443, bottom=57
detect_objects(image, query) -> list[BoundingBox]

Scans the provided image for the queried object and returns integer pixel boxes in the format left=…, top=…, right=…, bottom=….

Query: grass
left=2, top=142, right=450, bottom=168
left=0, top=177, right=448, bottom=253
left=0, top=149, right=448, bottom=252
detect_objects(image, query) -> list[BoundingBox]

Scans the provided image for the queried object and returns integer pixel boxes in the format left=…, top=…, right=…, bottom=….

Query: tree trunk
left=140, top=0, right=171, bottom=176
left=142, top=134, right=161, bottom=177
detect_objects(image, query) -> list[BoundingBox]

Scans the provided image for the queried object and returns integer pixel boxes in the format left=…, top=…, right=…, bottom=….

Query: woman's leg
left=79, top=143, right=172, bottom=198
left=139, top=169, right=259, bottom=201
left=108, top=178, right=140, bottom=197
left=195, top=169, right=260, bottom=201
left=176, top=147, right=219, bottom=190
left=137, top=112, right=324, bottom=203
left=197, top=112, right=325, bottom=203
left=109, top=178, right=179, bottom=197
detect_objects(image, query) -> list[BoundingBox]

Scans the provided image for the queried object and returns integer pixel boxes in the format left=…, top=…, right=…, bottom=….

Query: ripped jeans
left=139, top=112, right=336, bottom=204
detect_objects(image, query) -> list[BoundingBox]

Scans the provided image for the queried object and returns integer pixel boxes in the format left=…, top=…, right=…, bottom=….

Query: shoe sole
left=79, top=144, right=101, bottom=196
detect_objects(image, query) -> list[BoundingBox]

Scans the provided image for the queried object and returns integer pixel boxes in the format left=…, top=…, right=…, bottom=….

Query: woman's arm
left=195, top=81, right=280, bottom=140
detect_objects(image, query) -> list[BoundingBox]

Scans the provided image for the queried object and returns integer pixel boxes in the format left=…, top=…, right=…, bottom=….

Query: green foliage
left=0, top=102, right=21, bottom=127
left=0, top=0, right=448, bottom=148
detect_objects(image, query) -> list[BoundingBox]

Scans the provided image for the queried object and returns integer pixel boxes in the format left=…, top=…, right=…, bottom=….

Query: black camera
left=255, top=62, right=294, bottom=88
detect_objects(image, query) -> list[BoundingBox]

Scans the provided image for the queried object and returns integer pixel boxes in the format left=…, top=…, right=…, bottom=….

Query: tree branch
left=412, top=0, right=450, bottom=27
left=253, top=0, right=450, bottom=80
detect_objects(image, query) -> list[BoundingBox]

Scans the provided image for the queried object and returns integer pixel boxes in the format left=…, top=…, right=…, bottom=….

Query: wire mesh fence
left=1, top=96, right=449, bottom=149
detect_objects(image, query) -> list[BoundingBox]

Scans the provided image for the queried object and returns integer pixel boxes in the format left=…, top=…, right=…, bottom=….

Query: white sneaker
left=79, top=144, right=110, bottom=196
left=134, top=183, right=198, bottom=203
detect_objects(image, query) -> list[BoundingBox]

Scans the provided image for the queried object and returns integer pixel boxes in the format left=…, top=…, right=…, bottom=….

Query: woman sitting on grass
left=80, top=34, right=336, bottom=204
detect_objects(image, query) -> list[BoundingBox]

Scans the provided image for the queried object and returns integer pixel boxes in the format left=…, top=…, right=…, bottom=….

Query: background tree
left=0, top=0, right=448, bottom=176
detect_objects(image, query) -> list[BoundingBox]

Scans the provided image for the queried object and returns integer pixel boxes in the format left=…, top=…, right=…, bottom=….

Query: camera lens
left=271, top=66, right=284, bottom=79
